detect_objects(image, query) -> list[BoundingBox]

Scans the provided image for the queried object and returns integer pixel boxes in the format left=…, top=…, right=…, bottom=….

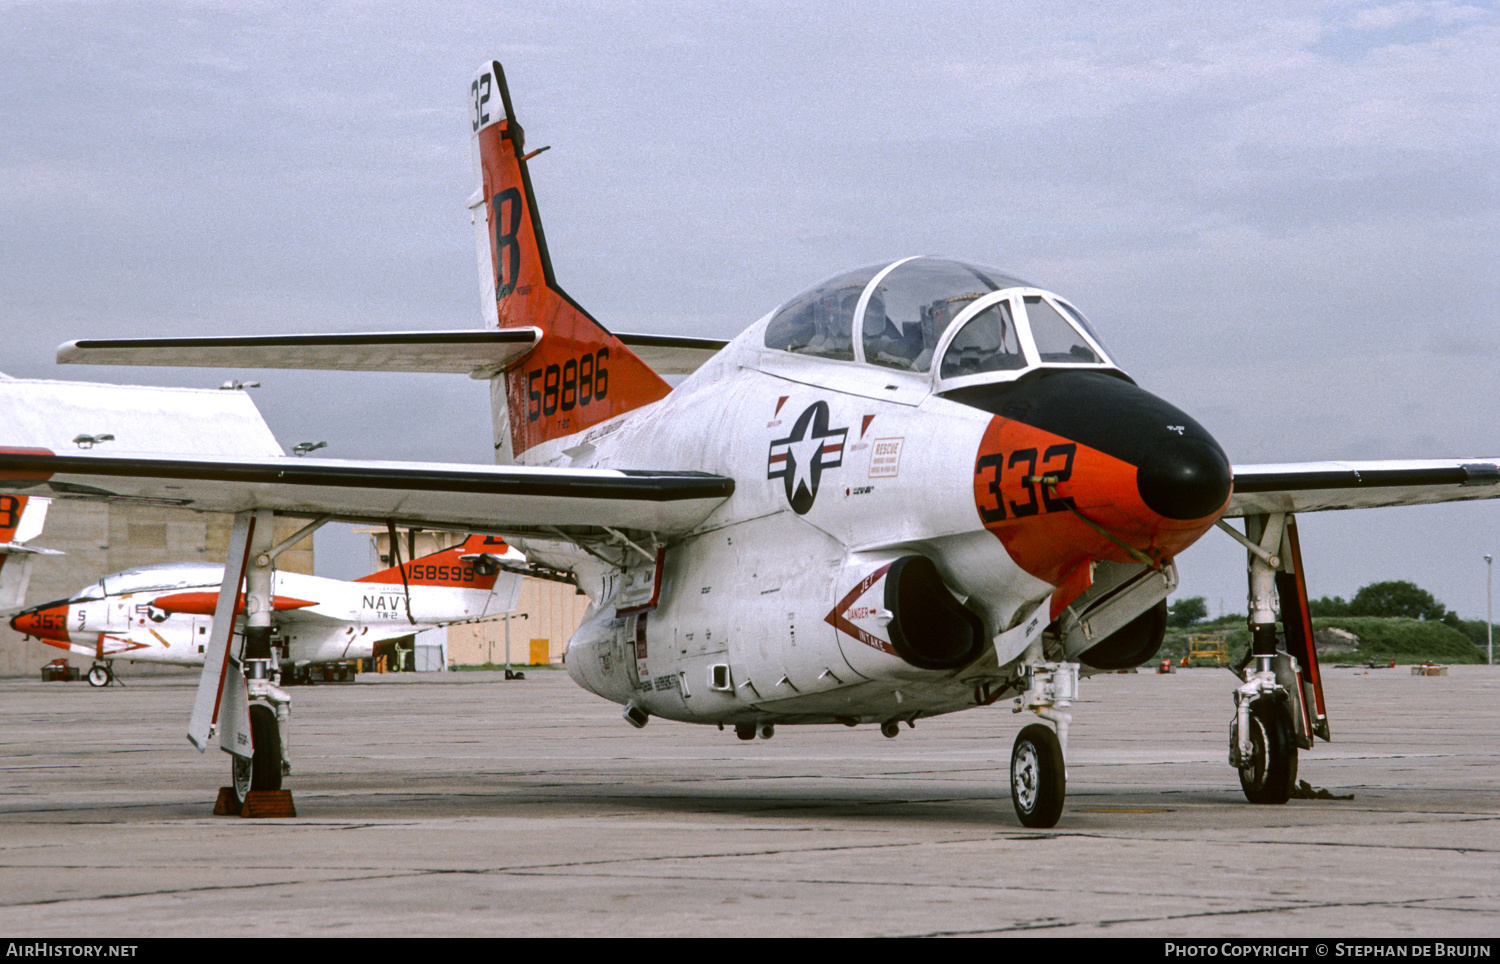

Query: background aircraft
left=1, top=59, right=1496, bottom=828
left=11, top=534, right=521, bottom=687
left=0, top=495, right=58, bottom=613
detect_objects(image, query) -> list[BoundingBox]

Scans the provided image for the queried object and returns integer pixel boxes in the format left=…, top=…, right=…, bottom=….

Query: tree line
left=1168, top=580, right=1496, bottom=651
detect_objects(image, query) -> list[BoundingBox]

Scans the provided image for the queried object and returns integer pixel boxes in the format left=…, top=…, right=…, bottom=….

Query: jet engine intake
left=1054, top=560, right=1176, bottom=671
left=884, top=555, right=986, bottom=670
left=1075, top=598, right=1167, bottom=670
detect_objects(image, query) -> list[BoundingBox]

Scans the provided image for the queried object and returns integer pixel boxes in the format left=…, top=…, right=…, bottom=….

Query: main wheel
left=248, top=703, right=282, bottom=793
left=230, top=754, right=252, bottom=807
left=1011, top=723, right=1066, bottom=828
left=1238, top=697, right=1297, bottom=804
left=87, top=664, right=111, bottom=687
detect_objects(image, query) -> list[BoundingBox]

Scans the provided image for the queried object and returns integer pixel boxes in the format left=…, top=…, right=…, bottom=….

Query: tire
left=1238, top=698, right=1297, bottom=805
left=230, top=754, right=252, bottom=807
left=87, top=665, right=110, bottom=688
left=1011, top=723, right=1066, bottom=828
left=248, top=703, right=282, bottom=793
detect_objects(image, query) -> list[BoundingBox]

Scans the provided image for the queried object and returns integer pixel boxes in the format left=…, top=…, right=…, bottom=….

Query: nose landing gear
left=1011, top=723, right=1066, bottom=828
left=86, top=662, right=113, bottom=687
left=1009, top=656, right=1077, bottom=828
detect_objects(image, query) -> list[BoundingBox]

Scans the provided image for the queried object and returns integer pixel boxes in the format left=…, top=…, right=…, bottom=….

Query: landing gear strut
left=1009, top=655, right=1077, bottom=828
left=1224, top=512, right=1323, bottom=805
left=191, top=509, right=317, bottom=817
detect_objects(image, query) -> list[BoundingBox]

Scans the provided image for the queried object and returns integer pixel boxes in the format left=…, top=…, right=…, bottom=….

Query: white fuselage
left=538, top=323, right=1068, bottom=726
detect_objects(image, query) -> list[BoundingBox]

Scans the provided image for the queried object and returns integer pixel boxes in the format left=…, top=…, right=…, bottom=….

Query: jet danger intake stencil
left=767, top=401, right=847, bottom=514
left=825, top=562, right=897, bottom=656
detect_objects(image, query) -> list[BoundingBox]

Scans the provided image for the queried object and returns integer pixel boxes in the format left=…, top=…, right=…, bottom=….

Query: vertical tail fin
left=0, top=496, right=52, bottom=611
left=0, top=495, right=42, bottom=545
left=470, top=61, right=670, bottom=461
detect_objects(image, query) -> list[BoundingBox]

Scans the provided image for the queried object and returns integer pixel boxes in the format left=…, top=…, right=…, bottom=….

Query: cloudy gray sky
left=3, top=1, right=1497, bottom=618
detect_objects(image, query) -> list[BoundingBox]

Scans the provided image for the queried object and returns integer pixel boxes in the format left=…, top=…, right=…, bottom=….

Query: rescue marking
left=869, top=437, right=903, bottom=478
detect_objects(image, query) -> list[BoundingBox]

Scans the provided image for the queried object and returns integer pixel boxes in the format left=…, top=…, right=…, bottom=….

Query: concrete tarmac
left=1, top=664, right=1497, bottom=937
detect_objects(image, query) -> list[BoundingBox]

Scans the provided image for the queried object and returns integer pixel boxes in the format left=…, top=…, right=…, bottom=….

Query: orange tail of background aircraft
left=355, top=533, right=510, bottom=589
left=0, top=495, right=32, bottom=545
left=471, top=61, right=670, bottom=460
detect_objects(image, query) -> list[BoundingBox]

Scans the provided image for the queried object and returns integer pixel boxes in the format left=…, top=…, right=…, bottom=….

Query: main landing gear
left=1233, top=697, right=1296, bottom=804
left=230, top=702, right=286, bottom=808
left=87, top=661, right=114, bottom=687
left=1221, top=512, right=1325, bottom=806
left=1009, top=657, right=1078, bottom=828
left=195, top=510, right=317, bottom=817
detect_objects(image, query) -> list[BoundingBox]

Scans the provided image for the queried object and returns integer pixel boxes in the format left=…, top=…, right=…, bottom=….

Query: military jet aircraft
left=2, top=61, right=1497, bottom=826
left=10, top=533, right=521, bottom=687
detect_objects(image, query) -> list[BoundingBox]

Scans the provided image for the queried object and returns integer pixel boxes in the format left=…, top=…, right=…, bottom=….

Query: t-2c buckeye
left=4, top=61, right=1499, bottom=827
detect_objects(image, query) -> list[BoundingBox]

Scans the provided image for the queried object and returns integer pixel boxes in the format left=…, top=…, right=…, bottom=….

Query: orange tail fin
left=0, top=495, right=27, bottom=544
left=356, top=534, right=508, bottom=589
left=471, top=61, right=670, bottom=459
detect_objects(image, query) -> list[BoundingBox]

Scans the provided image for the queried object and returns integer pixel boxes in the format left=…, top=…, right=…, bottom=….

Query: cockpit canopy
left=763, top=257, right=1114, bottom=385
left=76, top=562, right=224, bottom=600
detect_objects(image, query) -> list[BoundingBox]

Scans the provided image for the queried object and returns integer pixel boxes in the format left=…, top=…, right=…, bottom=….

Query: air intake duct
left=884, top=555, right=986, bottom=670
left=1076, top=599, right=1167, bottom=670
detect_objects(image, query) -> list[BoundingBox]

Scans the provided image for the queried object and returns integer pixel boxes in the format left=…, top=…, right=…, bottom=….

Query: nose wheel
left=1010, top=723, right=1066, bottom=828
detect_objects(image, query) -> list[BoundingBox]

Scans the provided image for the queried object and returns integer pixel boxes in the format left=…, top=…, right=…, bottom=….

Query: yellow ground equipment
left=1186, top=633, right=1230, bottom=667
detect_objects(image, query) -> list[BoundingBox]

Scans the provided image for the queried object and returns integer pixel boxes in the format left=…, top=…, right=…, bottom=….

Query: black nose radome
left=1136, top=435, right=1232, bottom=520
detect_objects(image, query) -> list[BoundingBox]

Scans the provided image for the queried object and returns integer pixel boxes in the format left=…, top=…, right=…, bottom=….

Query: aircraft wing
left=1227, top=459, right=1500, bottom=517
left=0, top=449, right=734, bottom=536
left=57, top=330, right=727, bottom=377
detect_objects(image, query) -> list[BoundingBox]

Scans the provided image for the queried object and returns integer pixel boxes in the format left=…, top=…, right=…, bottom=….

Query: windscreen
left=939, top=301, right=1026, bottom=377
left=1025, top=296, right=1100, bottom=364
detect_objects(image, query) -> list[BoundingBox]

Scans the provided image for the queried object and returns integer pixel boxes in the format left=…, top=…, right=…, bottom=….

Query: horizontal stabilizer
left=57, top=329, right=725, bottom=377
left=0, top=543, right=63, bottom=556
left=0, top=449, right=734, bottom=536
left=615, top=333, right=727, bottom=375
left=57, top=329, right=542, bottom=379
left=1228, top=459, right=1500, bottom=516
